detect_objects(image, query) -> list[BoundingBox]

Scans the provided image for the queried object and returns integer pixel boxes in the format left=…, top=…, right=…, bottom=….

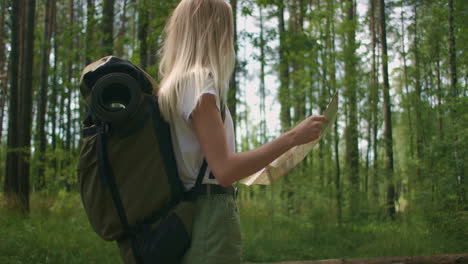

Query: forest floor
left=0, top=192, right=467, bottom=264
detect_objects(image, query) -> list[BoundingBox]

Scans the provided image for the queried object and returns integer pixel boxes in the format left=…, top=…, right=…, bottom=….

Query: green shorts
left=181, top=191, right=242, bottom=264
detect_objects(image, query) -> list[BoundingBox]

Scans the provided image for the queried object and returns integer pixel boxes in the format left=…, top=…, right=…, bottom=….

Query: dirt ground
left=244, top=254, right=468, bottom=264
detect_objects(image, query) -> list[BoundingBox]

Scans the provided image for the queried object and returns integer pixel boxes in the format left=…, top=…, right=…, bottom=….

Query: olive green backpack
left=77, top=56, right=210, bottom=264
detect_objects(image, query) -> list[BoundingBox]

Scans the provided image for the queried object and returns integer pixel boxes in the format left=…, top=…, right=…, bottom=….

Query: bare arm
left=190, top=94, right=327, bottom=187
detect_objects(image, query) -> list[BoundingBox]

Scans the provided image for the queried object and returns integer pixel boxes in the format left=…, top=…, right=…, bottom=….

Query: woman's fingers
left=310, top=115, right=329, bottom=123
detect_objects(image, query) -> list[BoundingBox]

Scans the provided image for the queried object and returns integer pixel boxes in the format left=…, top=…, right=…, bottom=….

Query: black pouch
left=131, top=212, right=191, bottom=264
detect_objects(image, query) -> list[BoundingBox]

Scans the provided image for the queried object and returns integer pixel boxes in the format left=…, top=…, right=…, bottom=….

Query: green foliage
left=0, top=193, right=120, bottom=264
left=239, top=191, right=468, bottom=262
left=1, top=192, right=466, bottom=263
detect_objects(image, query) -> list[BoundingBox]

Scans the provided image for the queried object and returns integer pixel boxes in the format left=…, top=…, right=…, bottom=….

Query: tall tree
left=399, top=4, right=414, bottom=159
left=369, top=0, right=380, bottom=201
left=102, top=0, right=114, bottom=55
left=85, top=0, right=96, bottom=65
left=379, top=0, right=396, bottom=219
left=115, top=0, right=129, bottom=57
left=277, top=2, right=291, bottom=132
left=66, top=0, right=74, bottom=154
left=343, top=0, right=360, bottom=218
left=4, top=0, right=21, bottom=209
left=138, top=0, right=149, bottom=69
left=17, top=0, right=36, bottom=213
left=228, top=0, right=238, bottom=136
left=448, top=0, right=465, bottom=206
left=49, top=6, right=59, bottom=179
left=413, top=2, right=423, bottom=184
left=0, top=0, right=8, bottom=144
left=258, top=4, right=267, bottom=143
left=327, top=0, right=341, bottom=225
left=448, top=0, right=457, bottom=99
left=289, top=0, right=306, bottom=123
left=36, top=0, right=56, bottom=190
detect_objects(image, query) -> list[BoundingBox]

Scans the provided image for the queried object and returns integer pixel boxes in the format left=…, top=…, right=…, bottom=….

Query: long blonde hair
left=157, top=0, right=235, bottom=121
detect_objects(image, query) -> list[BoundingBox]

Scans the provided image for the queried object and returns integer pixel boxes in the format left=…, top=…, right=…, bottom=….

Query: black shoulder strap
left=195, top=159, right=208, bottom=188
left=95, top=121, right=131, bottom=237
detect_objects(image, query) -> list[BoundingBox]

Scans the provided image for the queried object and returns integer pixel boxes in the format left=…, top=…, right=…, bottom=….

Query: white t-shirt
left=169, top=77, right=236, bottom=190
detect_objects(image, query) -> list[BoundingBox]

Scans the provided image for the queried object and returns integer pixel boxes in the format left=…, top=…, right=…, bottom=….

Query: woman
left=157, top=0, right=328, bottom=263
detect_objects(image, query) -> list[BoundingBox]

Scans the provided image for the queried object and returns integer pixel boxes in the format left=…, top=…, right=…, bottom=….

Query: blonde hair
left=157, top=0, right=235, bottom=121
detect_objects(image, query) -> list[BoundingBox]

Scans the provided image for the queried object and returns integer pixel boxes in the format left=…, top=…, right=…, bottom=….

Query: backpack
left=77, top=56, right=211, bottom=264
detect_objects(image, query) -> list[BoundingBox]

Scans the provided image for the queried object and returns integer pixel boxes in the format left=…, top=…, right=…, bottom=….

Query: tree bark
left=115, top=0, right=128, bottom=58
left=50, top=8, right=58, bottom=179
left=290, top=0, right=306, bottom=123
left=66, top=0, right=74, bottom=154
left=413, top=3, right=423, bottom=183
left=102, top=0, right=114, bottom=55
left=259, top=4, right=266, bottom=143
left=36, top=0, right=55, bottom=190
left=0, top=0, right=7, bottom=144
left=85, top=0, right=96, bottom=65
left=399, top=6, right=414, bottom=159
left=4, top=0, right=21, bottom=209
left=379, top=0, right=396, bottom=219
left=228, top=0, right=238, bottom=138
left=448, top=0, right=457, bottom=98
left=448, top=0, right=465, bottom=206
left=138, top=0, right=149, bottom=69
left=17, top=0, right=36, bottom=213
left=327, top=0, right=341, bottom=225
left=343, top=0, right=360, bottom=218
left=278, top=2, right=291, bottom=132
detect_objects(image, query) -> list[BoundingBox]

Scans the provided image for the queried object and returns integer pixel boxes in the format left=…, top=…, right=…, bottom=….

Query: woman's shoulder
left=177, top=72, right=220, bottom=122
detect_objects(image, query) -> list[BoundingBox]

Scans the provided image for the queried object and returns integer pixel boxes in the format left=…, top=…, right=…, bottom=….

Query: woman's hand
left=191, top=94, right=329, bottom=187
left=289, top=115, right=329, bottom=146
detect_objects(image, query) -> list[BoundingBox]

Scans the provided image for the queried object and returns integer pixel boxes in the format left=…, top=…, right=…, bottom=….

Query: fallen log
left=244, top=254, right=468, bottom=264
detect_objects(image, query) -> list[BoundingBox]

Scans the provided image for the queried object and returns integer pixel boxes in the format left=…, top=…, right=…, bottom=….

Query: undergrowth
left=0, top=191, right=466, bottom=264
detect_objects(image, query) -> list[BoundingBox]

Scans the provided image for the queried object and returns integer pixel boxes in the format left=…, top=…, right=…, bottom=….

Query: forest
left=0, top=0, right=467, bottom=263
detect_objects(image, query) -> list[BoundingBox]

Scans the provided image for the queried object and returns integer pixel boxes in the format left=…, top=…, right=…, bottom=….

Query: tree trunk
left=289, top=0, right=306, bottom=123
left=413, top=3, right=423, bottom=183
left=50, top=9, right=58, bottom=179
left=344, top=0, right=360, bottom=218
left=138, top=0, right=149, bottom=69
left=259, top=4, right=266, bottom=143
left=327, top=0, right=341, bottom=225
left=102, top=0, right=114, bottom=55
left=4, top=0, right=21, bottom=209
left=278, top=2, right=291, bottom=132
left=36, top=0, right=55, bottom=190
left=115, top=0, right=128, bottom=58
left=85, top=0, right=96, bottom=65
left=66, top=0, right=74, bottom=154
left=399, top=6, right=414, bottom=159
left=369, top=0, right=380, bottom=202
left=17, top=0, right=36, bottom=213
left=318, top=0, right=327, bottom=187
left=0, top=0, right=8, bottom=144
left=448, top=0, right=465, bottom=206
left=448, top=0, right=457, bottom=98
left=228, top=0, right=238, bottom=138
left=435, top=46, right=443, bottom=140
left=379, top=0, right=395, bottom=219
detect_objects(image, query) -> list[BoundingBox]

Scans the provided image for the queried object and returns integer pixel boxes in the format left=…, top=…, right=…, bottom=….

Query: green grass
left=0, top=192, right=120, bottom=264
left=239, top=197, right=468, bottom=262
left=0, top=192, right=467, bottom=264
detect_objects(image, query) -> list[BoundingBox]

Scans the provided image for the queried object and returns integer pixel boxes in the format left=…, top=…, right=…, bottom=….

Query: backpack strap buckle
left=97, top=122, right=110, bottom=135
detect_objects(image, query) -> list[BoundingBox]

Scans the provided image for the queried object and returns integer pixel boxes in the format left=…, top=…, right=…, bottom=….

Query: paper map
left=240, top=92, right=339, bottom=186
